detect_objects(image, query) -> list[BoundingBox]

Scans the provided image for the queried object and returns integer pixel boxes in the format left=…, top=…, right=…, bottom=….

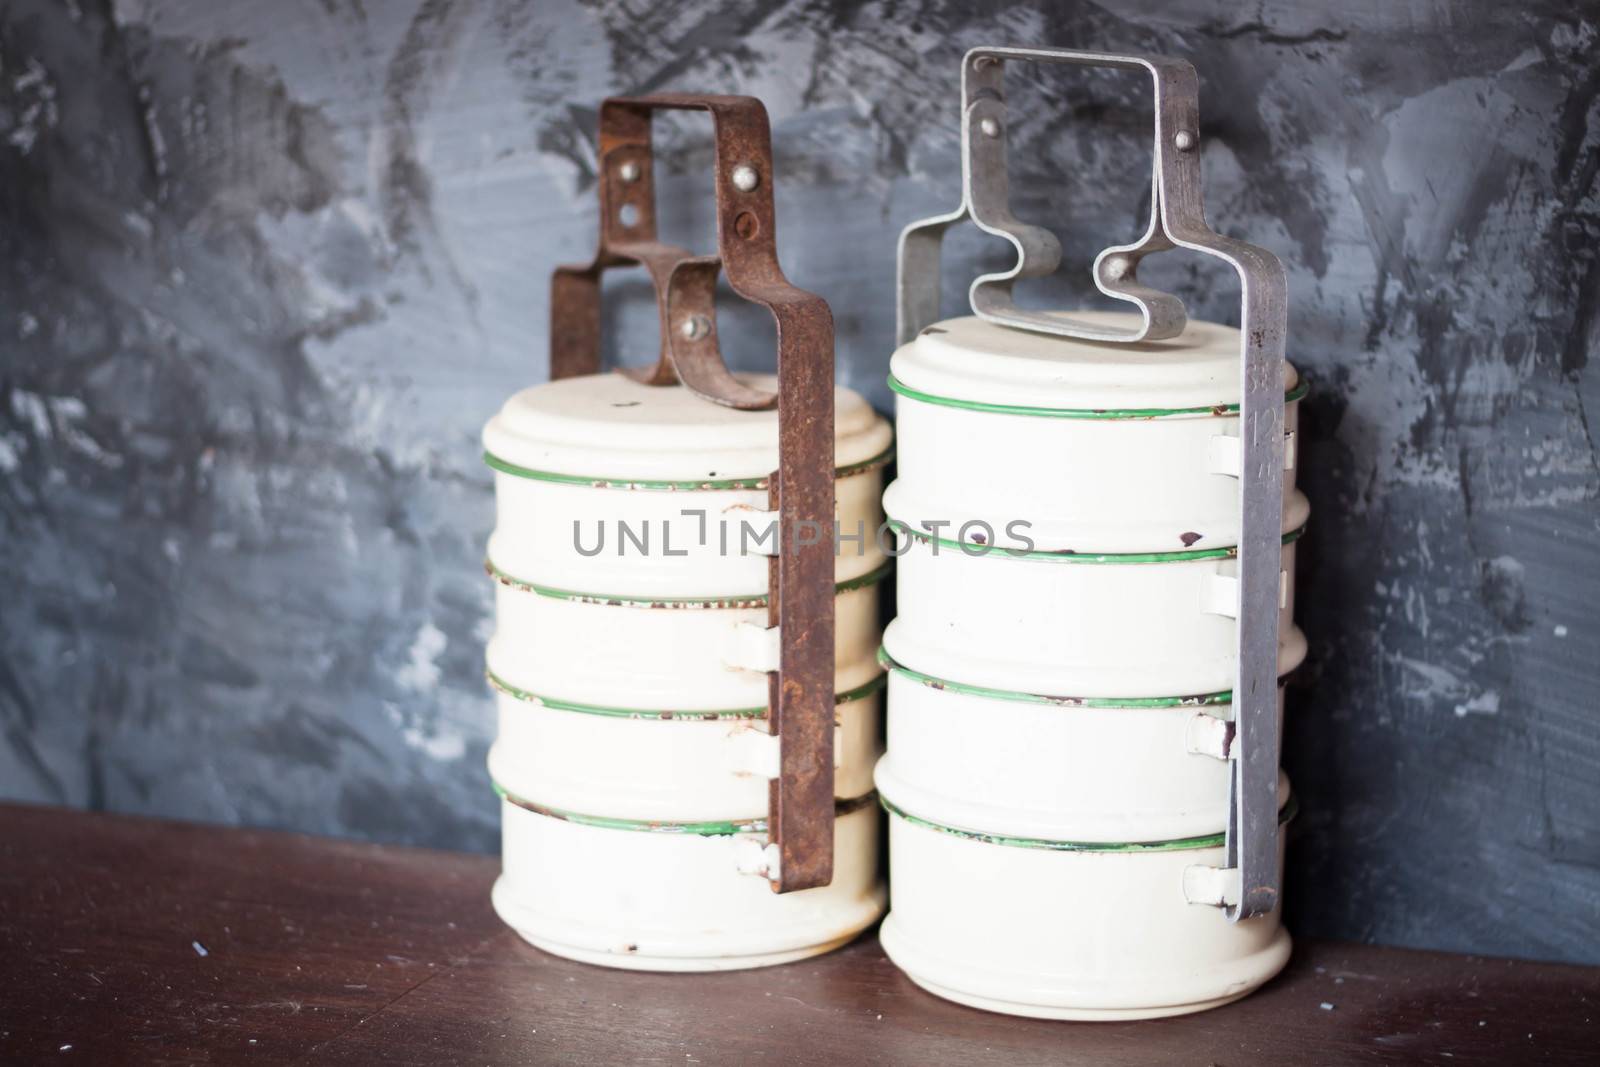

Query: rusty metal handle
left=551, top=94, right=786, bottom=410
left=549, top=94, right=837, bottom=893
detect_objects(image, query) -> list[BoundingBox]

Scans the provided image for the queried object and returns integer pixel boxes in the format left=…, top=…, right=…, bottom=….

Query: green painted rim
left=887, top=519, right=1307, bottom=563
left=876, top=647, right=1232, bottom=709
left=888, top=373, right=1309, bottom=420
left=881, top=793, right=1299, bottom=853
left=495, top=783, right=878, bottom=836
left=484, top=441, right=895, bottom=492
left=488, top=669, right=886, bottom=720
left=486, top=556, right=893, bottom=607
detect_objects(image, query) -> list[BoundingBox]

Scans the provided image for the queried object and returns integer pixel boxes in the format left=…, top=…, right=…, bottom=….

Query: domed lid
left=483, top=371, right=893, bottom=486
left=891, top=311, right=1299, bottom=415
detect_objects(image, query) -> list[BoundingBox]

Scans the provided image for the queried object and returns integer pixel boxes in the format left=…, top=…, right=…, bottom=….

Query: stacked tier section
left=875, top=312, right=1306, bottom=1018
left=483, top=371, right=894, bottom=971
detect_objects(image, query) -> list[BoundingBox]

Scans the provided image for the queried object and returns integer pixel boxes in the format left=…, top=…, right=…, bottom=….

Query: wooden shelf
left=1, top=802, right=1594, bottom=1064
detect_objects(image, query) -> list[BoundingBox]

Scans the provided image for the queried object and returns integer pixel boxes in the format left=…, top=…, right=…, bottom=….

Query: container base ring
left=491, top=876, right=885, bottom=973
left=897, top=972, right=1256, bottom=1022
left=514, top=927, right=868, bottom=974
left=879, top=913, right=1291, bottom=1020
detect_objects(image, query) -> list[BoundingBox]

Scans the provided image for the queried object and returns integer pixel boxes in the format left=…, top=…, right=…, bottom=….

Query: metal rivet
left=1173, top=129, right=1197, bottom=152
left=731, top=164, right=759, bottom=192
left=680, top=315, right=711, bottom=341
left=618, top=160, right=641, bottom=183
left=1103, top=255, right=1134, bottom=281
left=979, top=117, right=1000, bottom=138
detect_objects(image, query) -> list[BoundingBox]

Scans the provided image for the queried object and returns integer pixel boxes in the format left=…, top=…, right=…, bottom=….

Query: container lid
left=483, top=371, right=893, bottom=485
left=890, top=311, right=1299, bottom=414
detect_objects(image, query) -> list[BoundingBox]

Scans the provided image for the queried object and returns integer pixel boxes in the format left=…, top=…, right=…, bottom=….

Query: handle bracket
left=549, top=94, right=837, bottom=893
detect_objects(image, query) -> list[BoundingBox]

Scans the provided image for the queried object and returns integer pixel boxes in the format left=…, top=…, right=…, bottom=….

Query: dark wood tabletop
left=1, top=802, right=1595, bottom=1065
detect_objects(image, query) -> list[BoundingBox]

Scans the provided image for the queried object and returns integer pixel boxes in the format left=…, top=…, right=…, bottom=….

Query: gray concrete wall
left=2, top=0, right=1597, bottom=963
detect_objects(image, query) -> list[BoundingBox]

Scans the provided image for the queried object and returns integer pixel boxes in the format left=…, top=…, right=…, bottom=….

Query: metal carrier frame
left=896, top=47, right=1289, bottom=921
left=547, top=94, right=839, bottom=894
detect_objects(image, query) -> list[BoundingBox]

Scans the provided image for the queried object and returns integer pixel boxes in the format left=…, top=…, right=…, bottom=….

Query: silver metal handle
left=897, top=46, right=1288, bottom=921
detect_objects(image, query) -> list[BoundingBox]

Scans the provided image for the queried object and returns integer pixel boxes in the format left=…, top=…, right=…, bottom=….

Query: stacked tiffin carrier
left=874, top=311, right=1307, bottom=1018
left=481, top=90, right=895, bottom=972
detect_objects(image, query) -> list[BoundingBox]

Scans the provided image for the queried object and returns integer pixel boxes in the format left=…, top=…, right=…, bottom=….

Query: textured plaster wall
left=1, top=0, right=1597, bottom=963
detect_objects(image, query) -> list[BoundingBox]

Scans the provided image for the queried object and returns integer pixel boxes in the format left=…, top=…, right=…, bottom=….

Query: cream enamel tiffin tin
left=878, top=779, right=1295, bottom=1021
left=875, top=312, right=1304, bottom=1017
left=484, top=371, right=893, bottom=970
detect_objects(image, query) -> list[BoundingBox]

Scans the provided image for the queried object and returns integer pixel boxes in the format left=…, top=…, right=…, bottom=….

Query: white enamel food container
left=876, top=309, right=1306, bottom=1019
left=883, top=522, right=1307, bottom=699
left=484, top=370, right=894, bottom=970
left=878, top=782, right=1294, bottom=1021
left=886, top=314, right=1304, bottom=553
left=873, top=652, right=1287, bottom=843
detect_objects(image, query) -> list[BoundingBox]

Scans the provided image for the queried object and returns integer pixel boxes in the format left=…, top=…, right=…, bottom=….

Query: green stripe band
left=876, top=647, right=1232, bottom=709
left=888, top=374, right=1309, bottom=420
left=486, top=556, right=893, bottom=607
left=484, top=442, right=895, bottom=492
left=881, top=793, right=1299, bottom=853
left=887, top=519, right=1307, bottom=564
left=495, top=783, right=878, bottom=836
left=488, top=669, right=886, bottom=720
